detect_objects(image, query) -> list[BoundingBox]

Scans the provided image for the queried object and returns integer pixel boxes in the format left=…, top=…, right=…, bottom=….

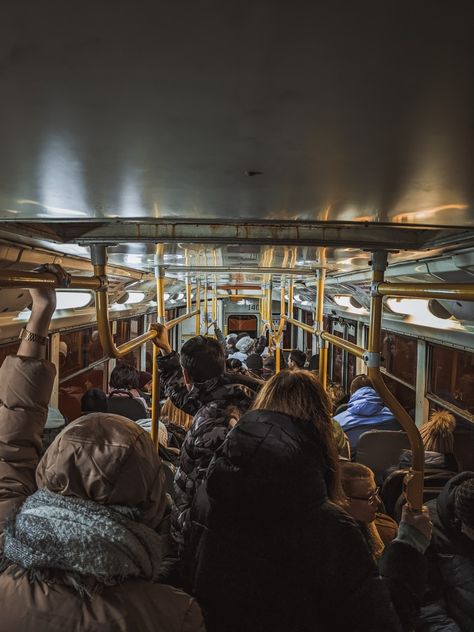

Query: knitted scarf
left=0, top=489, right=162, bottom=597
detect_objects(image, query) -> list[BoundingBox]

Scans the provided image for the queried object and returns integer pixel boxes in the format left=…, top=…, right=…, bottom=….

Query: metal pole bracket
left=363, top=351, right=381, bottom=368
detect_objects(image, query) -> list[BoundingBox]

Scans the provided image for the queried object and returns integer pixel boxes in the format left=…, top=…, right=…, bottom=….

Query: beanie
left=454, top=476, right=474, bottom=528
left=235, top=336, right=254, bottom=354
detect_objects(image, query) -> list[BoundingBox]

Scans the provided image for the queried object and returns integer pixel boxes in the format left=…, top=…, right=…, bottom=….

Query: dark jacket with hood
left=185, top=409, right=427, bottom=632
left=0, top=355, right=205, bottom=632
left=157, top=351, right=254, bottom=542
left=417, top=472, right=474, bottom=632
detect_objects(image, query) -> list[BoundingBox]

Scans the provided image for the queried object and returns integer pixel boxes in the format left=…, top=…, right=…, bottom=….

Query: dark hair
left=350, top=374, right=373, bottom=395
left=251, top=369, right=342, bottom=502
left=246, top=352, right=263, bottom=372
left=289, top=349, right=307, bottom=369
left=110, top=363, right=140, bottom=390
left=236, top=332, right=248, bottom=341
left=81, top=388, right=108, bottom=413
left=181, top=335, right=225, bottom=383
left=226, top=357, right=243, bottom=371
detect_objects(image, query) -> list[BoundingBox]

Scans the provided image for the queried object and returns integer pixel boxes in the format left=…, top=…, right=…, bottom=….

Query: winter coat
left=417, top=472, right=474, bottom=632
left=185, top=409, right=427, bottom=632
left=157, top=351, right=253, bottom=542
left=334, top=386, right=397, bottom=430
left=0, top=355, right=205, bottom=632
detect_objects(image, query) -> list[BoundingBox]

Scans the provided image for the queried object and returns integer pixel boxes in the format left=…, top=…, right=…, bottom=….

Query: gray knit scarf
left=0, top=489, right=162, bottom=596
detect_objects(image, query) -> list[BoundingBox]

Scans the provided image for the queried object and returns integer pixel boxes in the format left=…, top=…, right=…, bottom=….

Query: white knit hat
left=235, top=336, right=254, bottom=354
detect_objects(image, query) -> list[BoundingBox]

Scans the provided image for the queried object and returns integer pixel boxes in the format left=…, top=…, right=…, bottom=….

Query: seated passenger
left=334, top=374, right=400, bottom=451
left=138, top=370, right=153, bottom=406
left=107, top=363, right=148, bottom=420
left=418, top=472, right=474, bottom=632
left=150, top=323, right=253, bottom=544
left=0, top=269, right=205, bottom=632
left=185, top=369, right=431, bottom=632
left=81, top=387, right=108, bottom=413
left=288, top=349, right=307, bottom=370
left=340, top=462, right=398, bottom=561
left=398, top=410, right=458, bottom=472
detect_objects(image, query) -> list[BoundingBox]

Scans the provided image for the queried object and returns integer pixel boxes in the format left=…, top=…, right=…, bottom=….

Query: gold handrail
left=166, top=309, right=200, bottom=330
left=0, top=269, right=104, bottom=290
left=368, top=253, right=424, bottom=511
left=320, top=332, right=365, bottom=359
left=376, top=282, right=474, bottom=301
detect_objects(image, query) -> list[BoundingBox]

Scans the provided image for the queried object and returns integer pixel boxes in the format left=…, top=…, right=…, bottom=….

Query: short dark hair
left=181, top=335, right=225, bottom=383
left=289, top=349, right=307, bottom=368
left=81, top=388, right=108, bottom=413
left=110, top=363, right=140, bottom=390
left=350, top=374, right=373, bottom=395
left=226, top=357, right=243, bottom=371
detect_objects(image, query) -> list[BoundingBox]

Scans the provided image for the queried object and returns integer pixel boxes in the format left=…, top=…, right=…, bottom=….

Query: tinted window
left=59, top=361, right=107, bottom=422
left=429, top=344, right=474, bottom=414
left=59, top=327, right=104, bottom=378
left=381, top=331, right=417, bottom=386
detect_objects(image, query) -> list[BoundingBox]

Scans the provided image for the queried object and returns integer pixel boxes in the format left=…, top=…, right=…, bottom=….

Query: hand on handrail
left=149, top=322, right=173, bottom=355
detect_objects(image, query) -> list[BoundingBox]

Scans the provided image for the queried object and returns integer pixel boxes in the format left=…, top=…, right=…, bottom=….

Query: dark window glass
left=227, top=315, right=257, bottom=336
left=114, top=317, right=143, bottom=369
left=346, top=322, right=357, bottom=386
left=383, top=374, right=416, bottom=416
left=59, top=361, right=107, bottom=423
left=428, top=344, right=474, bottom=414
left=0, top=340, right=21, bottom=368
left=59, top=327, right=104, bottom=378
left=381, top=331, right=417, bottom=386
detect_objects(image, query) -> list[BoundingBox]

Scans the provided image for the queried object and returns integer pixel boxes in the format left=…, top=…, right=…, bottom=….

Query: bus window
left=59, top=361, right=108, bottom=423
left=428, top=344, right=474, bottom=414
left=382, top=331, right=417, bottom=386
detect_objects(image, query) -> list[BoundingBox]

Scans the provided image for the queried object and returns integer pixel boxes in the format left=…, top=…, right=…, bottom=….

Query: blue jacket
left=334, top=386, right=396, bottom=430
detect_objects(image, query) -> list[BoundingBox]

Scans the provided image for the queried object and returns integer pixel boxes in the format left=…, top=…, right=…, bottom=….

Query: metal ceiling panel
left=0, top=1, right=473, bottom=228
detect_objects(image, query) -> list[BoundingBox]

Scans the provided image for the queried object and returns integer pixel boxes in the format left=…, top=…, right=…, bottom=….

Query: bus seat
left=107, top=395, right=147, bottom=421
left=355, top=430, right=410, bottom=483
left=453, top=430, right=474, bottom=471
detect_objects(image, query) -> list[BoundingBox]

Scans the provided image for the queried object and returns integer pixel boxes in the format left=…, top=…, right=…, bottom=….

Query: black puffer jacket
left=417, top=472, right=474, bottom=632
left=157, top=351, right=253, bottom=542
left=185, top=410, right=427, bottom=632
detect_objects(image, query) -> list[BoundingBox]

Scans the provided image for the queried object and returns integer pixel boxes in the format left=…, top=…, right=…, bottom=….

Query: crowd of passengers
left=0, top=266, right=473, bottom=632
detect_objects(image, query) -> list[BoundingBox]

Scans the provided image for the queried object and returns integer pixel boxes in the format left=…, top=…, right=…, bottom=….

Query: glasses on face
left=348, top=487, right=380, bottom=505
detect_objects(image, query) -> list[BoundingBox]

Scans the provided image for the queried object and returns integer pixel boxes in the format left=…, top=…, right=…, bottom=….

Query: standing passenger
left=150, top=323, right=253, bottom=544
left=0, top=269, right=205, bottom=632
left=288, top=349, right=307, bottom=370
left=186, top=370, right=431, bottom=632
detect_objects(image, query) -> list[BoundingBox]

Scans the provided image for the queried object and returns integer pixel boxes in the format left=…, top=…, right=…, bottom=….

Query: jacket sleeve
left=213, top=324, right=225, bottom=347
left=157, top=351, right=202, bottom=416
left=0, top=355, right=56, bottom=533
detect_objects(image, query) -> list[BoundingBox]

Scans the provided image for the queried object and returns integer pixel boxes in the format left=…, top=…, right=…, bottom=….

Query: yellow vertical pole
left=195, top=280, right=201, bottom=335
left=186, top=277, right=192, bottom=313
left=275, top=279, right=286, bottom=373
left=316, top=267, right=328, bottom=389
left=366, top=251, right=424, bottom=510
left=151, top=258, right=166, bottom=450
left=203, top=278, right=209, bottom=330
left=212, top=278, right=218, bottom=322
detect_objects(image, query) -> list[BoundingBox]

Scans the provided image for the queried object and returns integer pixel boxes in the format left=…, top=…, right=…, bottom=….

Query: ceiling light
left=56, top=291, right=92, bottom=310
left=164, top=293, right=170, bottom=301
left=125, top=291, right=145, bottom=304
left=333, top=295, right=351, bottom=308
left=177, top=293, right=184, bottom=300
left=386, top=298, right=459, bottom=329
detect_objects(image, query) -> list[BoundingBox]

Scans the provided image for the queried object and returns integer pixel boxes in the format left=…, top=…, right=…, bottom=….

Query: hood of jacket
left=431, top=471, right=474, bottom=557
left=205, top=409, right=328, bottom=523
left=36, top=413, right=167, bottom=529
left=334, top=387, right=395, bottom=429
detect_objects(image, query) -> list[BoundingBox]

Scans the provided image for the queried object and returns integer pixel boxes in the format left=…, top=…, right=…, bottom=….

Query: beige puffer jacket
left=0, top=355, right=205, bottom=632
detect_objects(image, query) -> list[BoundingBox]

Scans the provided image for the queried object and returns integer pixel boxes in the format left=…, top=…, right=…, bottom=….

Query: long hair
left=159, top=398, right=193, bottom=430
left=251, top=369, right=342, bottom=502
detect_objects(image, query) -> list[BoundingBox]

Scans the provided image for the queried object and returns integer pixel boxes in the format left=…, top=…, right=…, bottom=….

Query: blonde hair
left=159, top=398, right=193, bottom=430
left=420, top=410, right=456, bottom=453
left=251, top=369, right=342, bottom=502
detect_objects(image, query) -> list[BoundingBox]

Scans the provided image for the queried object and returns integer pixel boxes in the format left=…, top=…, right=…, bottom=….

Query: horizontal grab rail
left=376, top=281, right=474, bottom=301
left=285, top=317, right=365, bottom=358
left=0, top=269, right=104, bottom=290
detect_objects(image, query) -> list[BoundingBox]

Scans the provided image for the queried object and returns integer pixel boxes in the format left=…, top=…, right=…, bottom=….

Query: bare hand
left=149, top=322, right=172, bottom=354
left=29, top=264, right=70, bottom=315
left=401, top=504, right=432, bottom=541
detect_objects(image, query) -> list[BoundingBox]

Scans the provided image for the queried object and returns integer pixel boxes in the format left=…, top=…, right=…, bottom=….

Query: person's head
left=37, top=414, right=166, bottom=528
left=226, top=357, right=243, bottom=373
left=454, top=475, right=474, bottom=540
left=308, top=354, right=319, bottom=371
left=159, top=397, right=193, bottom=430
left=288, top=349, right=307, bottom=370
left=226, top=333, right=238, bottom=351
left=246, top=352, right=263, bottom=375
left=235, top=335, right=255, bottom=355
left=81, top=388, right=108, bottom=413
left=251, top=369, right=341, bottom=501
left=350, top=374, right=373, bottom=396
left=180, top=335, right=225, bottom=388
left=339, top=462, right=379, bottom=524
left=420, top=410, right=456, bottom=453
left=262, top=355, right=276, bottom=379
left=138, top=371, right=153, bottom=393
left=110, top=363, right=140, bottom=391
